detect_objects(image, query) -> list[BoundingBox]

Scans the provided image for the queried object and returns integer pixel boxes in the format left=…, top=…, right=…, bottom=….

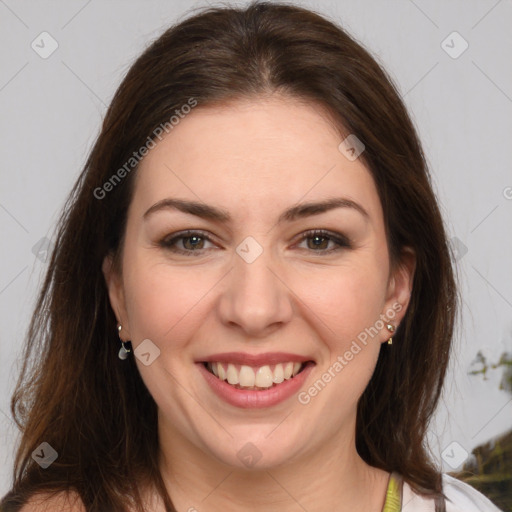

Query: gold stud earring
left=386, top=323, right=396, bottom=345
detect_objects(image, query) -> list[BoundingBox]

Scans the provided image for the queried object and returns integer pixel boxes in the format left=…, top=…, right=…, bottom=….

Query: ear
left=379, top=246, right=416, bottom=343
left=102, top=252, right=131, bottom=340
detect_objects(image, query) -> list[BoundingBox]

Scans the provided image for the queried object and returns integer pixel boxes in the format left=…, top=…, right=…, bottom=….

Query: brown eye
left=306, top=235, right=330, bottom=250
left=296, top=229, right=350, bottom=253
left=159, top=230, right=215, bottom=255
left=181, top=234, right=206, bottom=250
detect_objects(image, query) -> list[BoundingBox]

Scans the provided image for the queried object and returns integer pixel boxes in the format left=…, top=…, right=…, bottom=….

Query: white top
left=402, top=474, right=504, bottom=511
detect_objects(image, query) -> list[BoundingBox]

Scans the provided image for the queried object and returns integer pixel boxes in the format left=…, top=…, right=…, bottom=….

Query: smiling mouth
left=202, top=361, right=315, bottom=390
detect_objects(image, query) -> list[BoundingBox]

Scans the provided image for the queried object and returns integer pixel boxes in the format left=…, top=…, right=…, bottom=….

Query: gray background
left=1, top=0, right=511, bottom=496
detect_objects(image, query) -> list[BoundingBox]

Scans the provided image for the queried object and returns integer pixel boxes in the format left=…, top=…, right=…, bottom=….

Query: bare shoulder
left=18, top=491, right=85, bottom=512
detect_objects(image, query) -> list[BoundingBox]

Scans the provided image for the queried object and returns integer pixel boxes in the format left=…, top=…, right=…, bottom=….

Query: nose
left=217, top=247, right=294, bottom=338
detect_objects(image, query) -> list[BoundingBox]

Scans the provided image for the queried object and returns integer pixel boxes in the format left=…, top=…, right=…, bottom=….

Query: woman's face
left=104, top=95, right=414, bottom=470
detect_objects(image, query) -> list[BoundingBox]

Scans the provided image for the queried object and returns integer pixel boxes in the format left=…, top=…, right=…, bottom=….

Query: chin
left=201, top=429, right=304, bottom=471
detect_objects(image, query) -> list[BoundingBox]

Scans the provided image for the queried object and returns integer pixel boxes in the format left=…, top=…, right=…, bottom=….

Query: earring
left=117, top=324, right=131, bottom=360
left=386, top=323, right=396, bottom=345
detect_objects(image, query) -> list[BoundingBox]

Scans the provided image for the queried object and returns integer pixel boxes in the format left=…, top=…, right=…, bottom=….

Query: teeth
left=226, top=363, right=239, bottom=385
left=255, top=365, right=273, bottom=388
left=239, top=365, right=255, bottom=387
left=207, top=361, right=305, bottom=389
left=217, top=363, right=226, bottom=380
left=273, top=363, right=284, bottom=383
left=283, top=362, right=293, bottom=379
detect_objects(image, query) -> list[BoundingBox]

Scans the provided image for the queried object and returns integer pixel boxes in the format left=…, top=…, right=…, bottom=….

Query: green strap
left=382, top=471, right=402, bottom=512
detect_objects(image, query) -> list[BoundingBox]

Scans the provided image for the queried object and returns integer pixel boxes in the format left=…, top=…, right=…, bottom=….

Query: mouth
left=202, top=360, right=315, bottom=391
left=196, top=352, right=316, bottom=408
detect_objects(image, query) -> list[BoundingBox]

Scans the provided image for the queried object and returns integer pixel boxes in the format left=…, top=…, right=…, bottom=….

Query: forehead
left=132, top=95, right=382, bottom=224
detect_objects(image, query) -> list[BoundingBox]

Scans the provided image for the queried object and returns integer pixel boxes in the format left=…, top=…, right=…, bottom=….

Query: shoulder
left=18, top=491, right=85, bottom=512
left=402, top=474, right=503, bottom=512
left=441, top=473, right=503, bottom=512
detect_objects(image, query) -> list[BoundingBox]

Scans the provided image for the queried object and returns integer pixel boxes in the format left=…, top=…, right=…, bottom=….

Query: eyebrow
left=143, top=197, right=369, bottom=223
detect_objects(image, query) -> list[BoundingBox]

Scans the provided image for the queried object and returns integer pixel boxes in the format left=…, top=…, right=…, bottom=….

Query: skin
left=103, top=94, right=416, bottom=512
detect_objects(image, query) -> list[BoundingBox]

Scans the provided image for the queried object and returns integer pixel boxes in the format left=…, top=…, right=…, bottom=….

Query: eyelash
left=159, top=229, right=351, bottom=256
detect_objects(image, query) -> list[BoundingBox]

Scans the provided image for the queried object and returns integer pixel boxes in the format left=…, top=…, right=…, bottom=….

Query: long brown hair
left=1, top=2, right=457, bottom=511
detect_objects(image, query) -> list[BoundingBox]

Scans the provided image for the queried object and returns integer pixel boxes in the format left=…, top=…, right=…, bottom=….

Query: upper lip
left=197, top=352, right=314, bottom=366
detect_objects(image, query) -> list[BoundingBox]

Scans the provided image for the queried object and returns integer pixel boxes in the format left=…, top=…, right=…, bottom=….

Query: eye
left=295, top=229, right=351, bottom=253
left=159, top=230, right=216, bottom=256
left=158, top=228, right=351, bottom=257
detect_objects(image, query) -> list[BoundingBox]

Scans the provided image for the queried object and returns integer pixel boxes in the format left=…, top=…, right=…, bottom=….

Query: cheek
left=295, top=266, right=386, bottom=416
left=293, top=261, right=388, bottom=345
left=122, top=249, right=205, bottom=344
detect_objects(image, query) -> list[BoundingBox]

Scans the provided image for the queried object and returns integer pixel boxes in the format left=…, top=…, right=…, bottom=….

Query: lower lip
left=197, top=362, right=315, bottom=409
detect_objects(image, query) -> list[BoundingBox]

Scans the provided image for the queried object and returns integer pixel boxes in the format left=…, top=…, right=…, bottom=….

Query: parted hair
left=1, top=2, right=456, bottom=511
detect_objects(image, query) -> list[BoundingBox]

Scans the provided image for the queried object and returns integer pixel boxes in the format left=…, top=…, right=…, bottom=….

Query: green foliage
left=450, top=430, right=512, bottom=511
left=469, top=350, right=512, bottom=391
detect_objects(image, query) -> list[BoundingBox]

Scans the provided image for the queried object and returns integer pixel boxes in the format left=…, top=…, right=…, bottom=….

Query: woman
left=0, top=2, right=503, bottom=511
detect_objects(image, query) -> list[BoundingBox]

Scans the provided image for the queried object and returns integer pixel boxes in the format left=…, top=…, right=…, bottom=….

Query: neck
left=156, top=416, right=390, bottom=512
